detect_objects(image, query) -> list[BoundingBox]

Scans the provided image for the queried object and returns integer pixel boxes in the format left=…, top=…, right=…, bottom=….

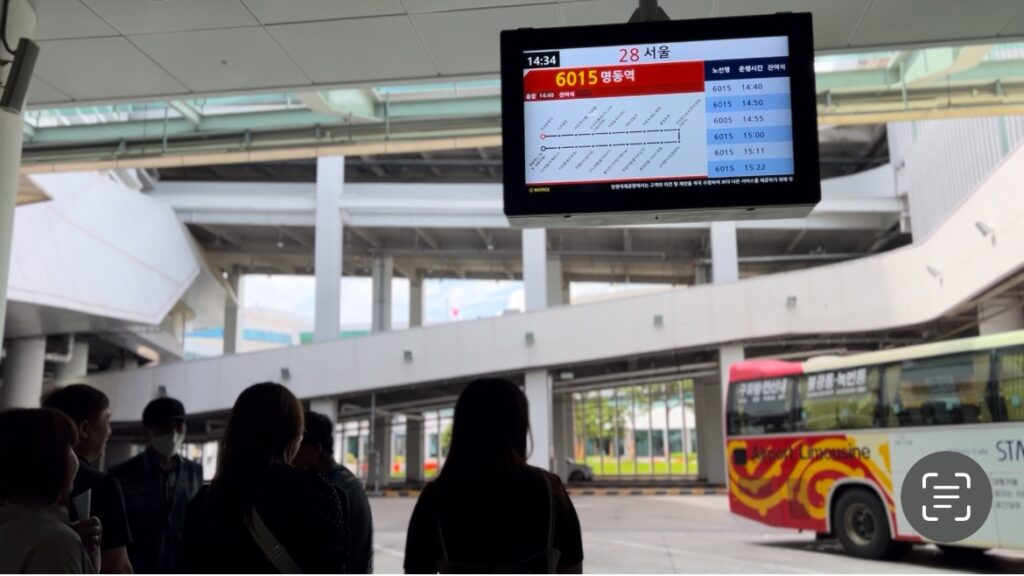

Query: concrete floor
left=370, top=495, right=1024, bottom=573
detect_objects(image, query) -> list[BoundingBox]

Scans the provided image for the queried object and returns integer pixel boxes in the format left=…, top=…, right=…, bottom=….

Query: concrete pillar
left=1, top=337, right=47, bottom=409
left=546, top=256, right=564, bottom=307
left=693, top=221, right=742, bottom=485
left=54, top=341, right=90, bottom=382
left=710, top=222, right=739, bottom=284
left=409, top=272, right=424, bottom=328
left=223, top=269, right=244, bottom=355
left=695, top=345, right=744, bottom=485
left=406, top=414, right=425, bottom=483
left=0, top=0, right=37, bottom=346
left=522, top=229, right=548, bottom=312
left=371, top=257, right=393, bottom=333
left=978, top=296, right=1024, bottom=336
left=369, top=414, right=393, bottom=487
left=525, top=370, right=552, bottom=470
left=552, top=393, right=571, bottom=481
left=314, top=156, right=344, bottom=342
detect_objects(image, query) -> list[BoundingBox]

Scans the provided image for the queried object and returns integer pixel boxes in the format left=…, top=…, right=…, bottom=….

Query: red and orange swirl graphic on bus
left=727, top=434, right=895, bottom=533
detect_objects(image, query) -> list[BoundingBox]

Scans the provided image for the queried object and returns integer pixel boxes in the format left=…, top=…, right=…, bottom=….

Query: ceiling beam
left=474, top=228, right=494, bottom=251
left=276, top=226, right=311, bottom=249
left=784, top=229, right=808, bottom=255
left=168, top=100, right=202, bottom=128
left=360, top=155, right=386, bottom=177
left=348, top=227, right=380, bottom=249
left=415, top=228, right=440, bottom=250
left=195, top=224, right=243, bottom=248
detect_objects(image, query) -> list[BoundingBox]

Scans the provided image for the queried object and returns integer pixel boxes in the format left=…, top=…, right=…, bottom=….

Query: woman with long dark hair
left=404, top=378, right=584, bottom=573
left=181, top=383, right=348, bottom=573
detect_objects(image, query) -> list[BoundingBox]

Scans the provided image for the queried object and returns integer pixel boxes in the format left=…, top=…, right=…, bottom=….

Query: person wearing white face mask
left=110, top=397, right=202, bottom=574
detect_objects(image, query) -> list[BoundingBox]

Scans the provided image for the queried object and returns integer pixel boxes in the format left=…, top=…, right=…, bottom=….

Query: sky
left=239, top=275, right=662, bottom=330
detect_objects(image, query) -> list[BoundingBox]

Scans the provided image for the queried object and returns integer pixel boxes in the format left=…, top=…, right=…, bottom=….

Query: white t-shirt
left=0, top=502, right=96, bottom=574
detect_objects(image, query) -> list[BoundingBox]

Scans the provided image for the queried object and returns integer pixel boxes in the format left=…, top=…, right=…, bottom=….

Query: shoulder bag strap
left=544, top=471, right=560, bottom=574
left=244, top=507, right=303, bottom=574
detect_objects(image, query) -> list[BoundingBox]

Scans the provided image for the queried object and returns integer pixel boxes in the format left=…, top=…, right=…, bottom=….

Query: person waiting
left=43, top=385, right=134, bottom=573
left=181, top=383, right=349, bottom=573
left=0, top=408, right=100, bottom=573
left=403, top=378, right=584, bottom=574
left=110, top=398, right=202, bottom=573
left=292, top=410, right=374, bottom=574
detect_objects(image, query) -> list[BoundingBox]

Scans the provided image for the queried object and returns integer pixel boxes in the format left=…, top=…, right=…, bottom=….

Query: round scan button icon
left=901, top=451, right=992, bottom=543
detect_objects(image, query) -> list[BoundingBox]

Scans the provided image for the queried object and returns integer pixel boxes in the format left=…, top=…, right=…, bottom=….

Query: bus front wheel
left=833, top=488, right=911, bottom=560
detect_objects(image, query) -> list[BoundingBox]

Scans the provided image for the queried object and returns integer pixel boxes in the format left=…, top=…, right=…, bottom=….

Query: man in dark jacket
left=43, top=384, right=134, bottom=573
left=292, top=410, right=374, bottom=573
left=111, top=397, right=202, bottom=574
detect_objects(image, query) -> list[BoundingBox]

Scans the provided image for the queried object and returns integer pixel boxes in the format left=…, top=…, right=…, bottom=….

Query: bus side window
left=997, top=346, right=1024, bottom=422
left=796, top=368, right=880, bottom=431
left=888, top=353, right=993, bottom=427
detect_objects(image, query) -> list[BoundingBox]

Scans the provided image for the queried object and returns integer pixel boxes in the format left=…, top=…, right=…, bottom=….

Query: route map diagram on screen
left=522, top=36, right=795, bottom=192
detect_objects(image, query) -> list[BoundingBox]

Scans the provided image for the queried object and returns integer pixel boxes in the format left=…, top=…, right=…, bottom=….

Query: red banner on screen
left=523, top=61, right=705, bottom=101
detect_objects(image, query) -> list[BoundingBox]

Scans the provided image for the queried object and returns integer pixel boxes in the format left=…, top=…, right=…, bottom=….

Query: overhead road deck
left=83, top=142, right=1024, bottom=422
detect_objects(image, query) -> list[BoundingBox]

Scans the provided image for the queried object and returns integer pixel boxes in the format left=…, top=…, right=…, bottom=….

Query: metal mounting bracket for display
left=629, top=0, right=670, bottom=23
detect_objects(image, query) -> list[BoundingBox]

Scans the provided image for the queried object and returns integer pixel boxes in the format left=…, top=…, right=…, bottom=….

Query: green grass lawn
left=582, top=453, right=698, bottom=476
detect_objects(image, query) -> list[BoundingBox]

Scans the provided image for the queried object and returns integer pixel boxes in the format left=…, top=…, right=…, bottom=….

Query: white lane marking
left=587, top=536, right=817, bottom=573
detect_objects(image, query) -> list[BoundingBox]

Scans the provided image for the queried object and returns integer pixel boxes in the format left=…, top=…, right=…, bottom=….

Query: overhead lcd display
left=501, top=13, right=820, bottom=227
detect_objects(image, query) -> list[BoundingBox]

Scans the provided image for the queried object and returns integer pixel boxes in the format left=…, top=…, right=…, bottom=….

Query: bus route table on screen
left=522, top=36, right=794, bottom=191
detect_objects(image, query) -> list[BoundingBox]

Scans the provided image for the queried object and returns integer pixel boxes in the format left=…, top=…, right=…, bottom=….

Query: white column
left=522, top=228, right=554, bottom=471
left=223, top=269, right=244, bottom=354
left=546, top=256, right=564, bottom=307
left=978, top=297, right=1024, bottom=336
left=525, top=370, right=552, bottom=470
left=710, top=221, right=739, bottom=284
left=409, top=272, right=424, bottom=328
left=314, top=156, right=344, bottom=342
left=552, top=393, right=571, bottom=481
left=0, top=0, right=37, bottom=346
left=406, top=414, right=425, bottom=483
left=369, top=414, right=393, bottom=487
left=371, top=257, right=393, bottom=333
left=54, top=341, right=90, bottom=382
left=1, top=336, right=46, bottom=409
left=522, top=229, right=548, bottom=312
left=693, top=221, right=742, bottom=485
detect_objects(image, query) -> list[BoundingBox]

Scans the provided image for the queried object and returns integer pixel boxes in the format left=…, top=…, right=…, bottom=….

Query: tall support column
left=1, top=337, right=47, bottom=409
left=525, top=370, right=552, bottom=470
left=552, top=393, right=571, bottom=481
left=522, top=228, right=554, bottom=471
left=314, top=156, right=344, bottom=342
left=406, top=414, right=425, bottom=483
left=409, top=272, right=424, bottom=328
left=0, top=0, right=37, bottom=346
left=546, top=256, right=564, bottom=307
left=710, top=222, right=739, bottom=284
left=371, top=257, right=394, bottom=333
left=523, top=229, right=548, bottom=312
left=54, top=341, right=90, bottom=382
left=369, top=414, right=393, bottom=488
left=978, top=296, right=1024, bottom=336
left=693, top=221, right=742, bottom=485
left=223, top=268, right=244, bottom=355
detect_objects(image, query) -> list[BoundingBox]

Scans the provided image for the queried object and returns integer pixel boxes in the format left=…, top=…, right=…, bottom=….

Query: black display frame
left=500, top=12, right=820, bottom=227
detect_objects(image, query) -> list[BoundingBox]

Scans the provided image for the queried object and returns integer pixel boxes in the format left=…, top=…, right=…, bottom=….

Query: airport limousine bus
left=725, top=330, right=1024, bottom=560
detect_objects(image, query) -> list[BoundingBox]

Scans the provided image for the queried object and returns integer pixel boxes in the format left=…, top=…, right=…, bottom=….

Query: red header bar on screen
left=523, top=61, right=705, bottom=101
